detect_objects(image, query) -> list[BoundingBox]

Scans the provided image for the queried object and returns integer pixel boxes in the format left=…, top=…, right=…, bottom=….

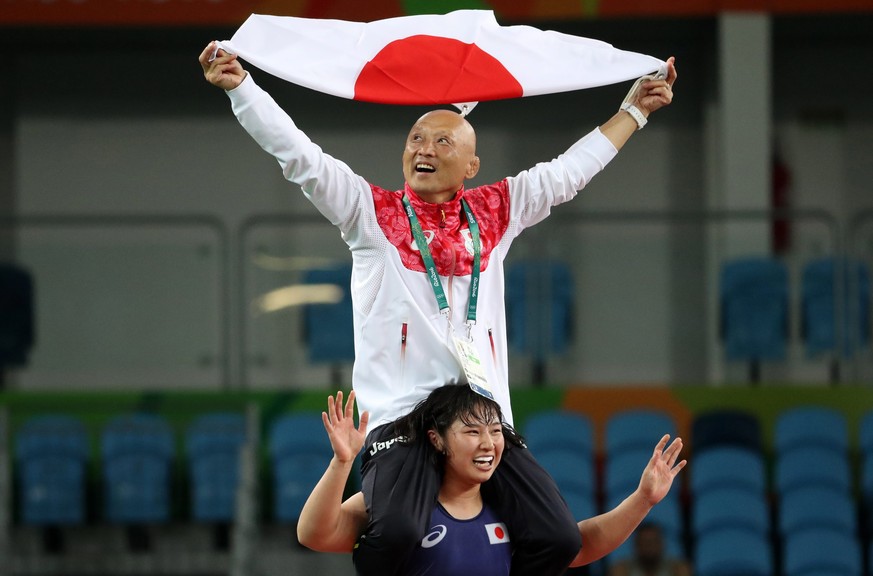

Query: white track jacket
left=227, top=74, right=618, bottom=427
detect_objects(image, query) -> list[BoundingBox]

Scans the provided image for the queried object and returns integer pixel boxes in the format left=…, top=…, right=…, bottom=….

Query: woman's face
left=438, top=408, right=505, bottom=485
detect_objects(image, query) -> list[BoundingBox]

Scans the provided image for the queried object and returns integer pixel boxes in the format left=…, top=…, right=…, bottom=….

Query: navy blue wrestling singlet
left=404, top=501, right=512, bottom=575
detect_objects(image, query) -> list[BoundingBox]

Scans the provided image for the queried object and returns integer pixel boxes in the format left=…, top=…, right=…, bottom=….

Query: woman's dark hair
left=394, top=385, right=524, bottom=461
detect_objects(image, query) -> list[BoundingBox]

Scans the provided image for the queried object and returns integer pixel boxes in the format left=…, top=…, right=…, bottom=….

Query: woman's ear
left=428, top=429, right=443, bottom=453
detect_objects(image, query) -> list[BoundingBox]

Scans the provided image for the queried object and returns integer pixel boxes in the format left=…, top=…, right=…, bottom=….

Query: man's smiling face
left=402, top=109, right=480, bottom=204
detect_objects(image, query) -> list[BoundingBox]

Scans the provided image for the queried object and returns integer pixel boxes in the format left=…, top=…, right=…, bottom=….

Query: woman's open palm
left=323, top=390, right=369, bottom=464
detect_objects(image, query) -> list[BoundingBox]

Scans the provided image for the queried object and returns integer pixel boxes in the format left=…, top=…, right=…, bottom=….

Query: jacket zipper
left=400, top=321, right=408, bottom=382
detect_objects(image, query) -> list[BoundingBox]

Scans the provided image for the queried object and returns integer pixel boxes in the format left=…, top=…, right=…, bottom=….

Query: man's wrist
left=620, top=102, right=648, bottom=130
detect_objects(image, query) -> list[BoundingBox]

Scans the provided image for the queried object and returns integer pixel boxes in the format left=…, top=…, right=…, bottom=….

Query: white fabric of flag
left=218, top=10, right=665, bottom=111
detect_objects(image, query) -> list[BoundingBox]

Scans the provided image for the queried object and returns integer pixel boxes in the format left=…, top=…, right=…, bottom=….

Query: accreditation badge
left=453, top=336, right=494, bottom=400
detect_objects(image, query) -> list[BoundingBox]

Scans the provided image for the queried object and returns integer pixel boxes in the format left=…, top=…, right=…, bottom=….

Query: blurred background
left=1, top=1, right=873, bottom=575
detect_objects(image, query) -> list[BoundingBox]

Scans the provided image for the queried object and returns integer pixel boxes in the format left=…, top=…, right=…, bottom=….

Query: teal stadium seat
left=186, top=412, right=247, bottom=523
left=101, top=414, right=175, bottom=524
left=15, top=415, right=89, bottom=525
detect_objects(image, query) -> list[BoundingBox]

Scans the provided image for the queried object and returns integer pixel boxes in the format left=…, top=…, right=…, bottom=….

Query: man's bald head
left=402, top=109, right=481, bottom=204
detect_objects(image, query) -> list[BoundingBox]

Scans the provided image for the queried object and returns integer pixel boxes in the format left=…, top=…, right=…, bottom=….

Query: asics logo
left=420, top=525, right=447, bottom=548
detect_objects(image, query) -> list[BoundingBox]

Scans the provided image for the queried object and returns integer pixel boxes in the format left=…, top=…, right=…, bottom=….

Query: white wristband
left=620, top=102, right=647, bottom=130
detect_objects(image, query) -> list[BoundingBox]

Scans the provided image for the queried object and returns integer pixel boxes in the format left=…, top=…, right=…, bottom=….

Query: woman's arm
left=569, top=434, right=686, bottom=567
left=297, top=391, right=370, bottom=552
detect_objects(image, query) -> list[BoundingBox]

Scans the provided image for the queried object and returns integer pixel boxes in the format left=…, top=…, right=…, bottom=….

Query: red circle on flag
left=354, top=35, right=523, bottom=105
left=494, top=525, right=505, bottom=540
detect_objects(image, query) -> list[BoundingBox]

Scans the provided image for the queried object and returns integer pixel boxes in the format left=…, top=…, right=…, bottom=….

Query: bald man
left=200, top=41, right=676, bottom=576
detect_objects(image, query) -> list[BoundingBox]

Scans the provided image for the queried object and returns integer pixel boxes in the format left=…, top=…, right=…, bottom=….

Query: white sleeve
left=226, top=74, right=369, bottom=233
left=507, top=127, right=618, bottom=230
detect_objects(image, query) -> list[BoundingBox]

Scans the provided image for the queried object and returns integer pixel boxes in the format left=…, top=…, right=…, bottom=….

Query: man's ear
left=465, top=156, right=480, bottom=179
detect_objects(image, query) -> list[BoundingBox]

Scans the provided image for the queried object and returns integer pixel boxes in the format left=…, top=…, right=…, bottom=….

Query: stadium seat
left=783, top=528, right=861, bottom=576
left=863, top=452, right=873, bottom=497
left=690, top=446, right=767, bottom=496
left=778, top=486, right=857, bottom=537
left=505, top=259, right=574, bottom=357
left=775, top=446, right=851, bottom=495
left=185, top=412, right=247, bottom=523
left=774, top=406, right=848, bottom=455
left=505, top=259, right=575, bottom=385
left=692, top=487, right=769, bottom=536
left=269, top=413, right=333, bottom=523
left=301, top=263, right=355, bottom=364
left=861, top=411, right=873, bottom=531
left=561, top=488, right=596, bottom=523
left=719, top=257, right=788, bottom=380
left=862, top=453, right=873, bottom=534
left=605, top=409, right=677, bottom=456
left=861, top=411, right=873, bottom=457
left=691, top=408, right=762, bottom=454
left=605, top=447, right=658, bottom=497
left=101, top=413, right=175, bottom=524
left=15, top=415, right=89, bottom=525
left=536, top=449, right=595, bottom=499
left=694, top=527, right=773, bottom=576
left=523, top=409, right=593, bottom=456
left=607, top=491, right=683, bottom=538
left=800, top=257, right=870, bottom=357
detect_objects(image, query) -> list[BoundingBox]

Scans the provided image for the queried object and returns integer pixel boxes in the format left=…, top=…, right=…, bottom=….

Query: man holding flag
left=199, top=14, right=677, bottom=574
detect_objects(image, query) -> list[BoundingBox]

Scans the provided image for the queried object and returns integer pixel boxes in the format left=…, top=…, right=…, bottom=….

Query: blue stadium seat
left=692, top=487, right=769, bottom=536
left=523, top=410, right=593, bottom=456
left=15, top=415, right=89, bottom=525
left=775, top=446, right=851, bottom=495
left=605, top=409, right=677, bottom=456
left=101, top=413, right=175, bottom=524
left=694, top=527, right=773, bottom=576
left=778, top=486, right=857, bottom=537
left=691, top=409, right=762, bottom=454
left=690, top=446, right=767, bottom=496
left=783, top=528, right=861, bottom=576
left=775, top=406, right=848, bottom=455
left=719, top=257, right=788, bottom=377
left=526, top=411, right=596, bottom=512
left=861, top=411, right=873, bottom=457
left=606, top=492, right=683, bottom=538
left=605, top=447, right=656, bottom=497
left=800, top=257, right=870, bottom=357
left=269, top=413, right=333, bottom=523
left=862, top=411, right=873, bottom=530
left=561, top=488, right=596, bottom=523
left=185, top=412, right=247, bottom=523
left=863, top=453, right=873, bottom=497
left=301, top=263, right=354, bottom=364
left=505, top=259, right=574, bottom=358
left=536, top=449, right=595, bottom=499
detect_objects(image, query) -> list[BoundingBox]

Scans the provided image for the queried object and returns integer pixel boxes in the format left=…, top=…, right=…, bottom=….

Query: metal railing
left=3, top=207, right=871, bottom=390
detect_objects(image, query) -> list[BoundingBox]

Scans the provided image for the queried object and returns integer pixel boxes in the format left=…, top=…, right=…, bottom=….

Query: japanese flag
left=218, top=10, right=665, bottom=112
left=486, top=522, right=510, bottom=544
